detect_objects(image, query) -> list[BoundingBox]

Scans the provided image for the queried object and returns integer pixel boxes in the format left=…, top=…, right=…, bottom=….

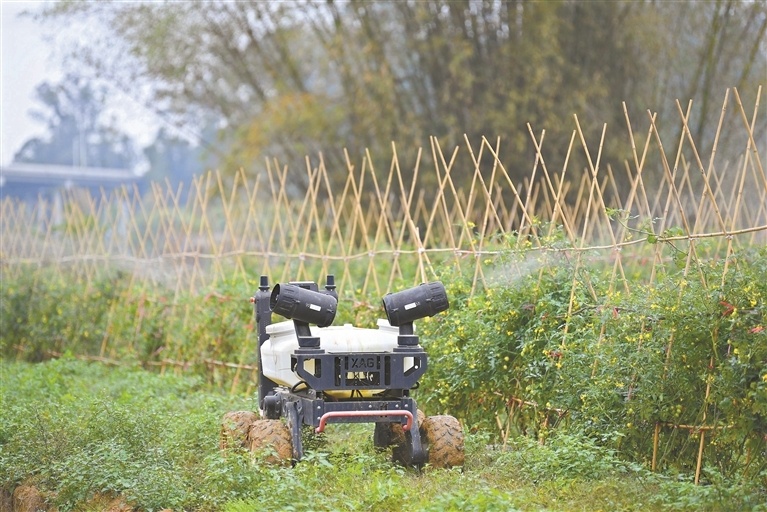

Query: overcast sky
left=0, top=0, right=59, bottom=166
left=1, top=0, right=162, bottom=169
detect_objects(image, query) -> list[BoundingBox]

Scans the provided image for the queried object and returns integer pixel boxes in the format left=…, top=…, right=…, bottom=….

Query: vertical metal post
left=255, top=275, right=279, bottom=410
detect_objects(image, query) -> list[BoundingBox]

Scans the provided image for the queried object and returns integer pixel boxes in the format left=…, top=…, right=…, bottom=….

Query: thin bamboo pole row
left=1, top=90, right=764, bottom=302
left=0, top=91, right=767, bottom=302
left=2, top=90, right=765, bottom=475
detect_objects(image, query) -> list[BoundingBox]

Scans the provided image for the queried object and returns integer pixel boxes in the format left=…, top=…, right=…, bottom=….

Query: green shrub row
left=0, top=267, right=399, bottom=369
left=2, top=242, right=766, bottom=487
left=418, top=245, right=767, bottom=483
left=0, top=269, right=259, bottom=380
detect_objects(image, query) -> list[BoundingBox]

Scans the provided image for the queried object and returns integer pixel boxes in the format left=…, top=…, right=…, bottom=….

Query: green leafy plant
left=418, top=243, right=767, bottom=487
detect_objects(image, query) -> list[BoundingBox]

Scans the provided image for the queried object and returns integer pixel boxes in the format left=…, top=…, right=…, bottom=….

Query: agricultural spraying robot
left=220, top=275, right=464, bottom=468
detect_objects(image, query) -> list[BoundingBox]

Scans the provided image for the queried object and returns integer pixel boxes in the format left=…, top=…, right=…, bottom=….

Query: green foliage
left=651, top=467, right=767, bottom=512
left=42, top=1, right=767, bottom=191
left=419, top=244, right=767, bottom=485
left=2, top=232, right=766, bottom=505
left=0, top=268, right=260, bottom=385
left=0, top=269, right=124, bottom=361
left=416, top=487, right=520, bottom=512
left=0, top=358, right=250, bottom=510
left=420, top=248, right=603, bottom=431
left=495, top=432, right=632, bottom=482
left=2, top=359, right=764, bottom=510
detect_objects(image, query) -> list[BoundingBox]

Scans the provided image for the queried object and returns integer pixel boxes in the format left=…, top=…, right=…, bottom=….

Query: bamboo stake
left=347, top=152, right=377, bottom=295
left=480, top=136, right=541, bottom=248
left=365, top=148, right=399, bottom=297
left=392, top=144, right=425, bottom=288
left=422, top=137, right=461, bottom=271
left=432, top=137, right=484, bottom=285
left=695, top=358, right=714, bottom=485
left=732, top=87, right=766, bottom=194
left=465, top=135, right=502, bottom=296
left=675, top=96, right=729, bottom=235
left=529, top=126, right=577, bottom=241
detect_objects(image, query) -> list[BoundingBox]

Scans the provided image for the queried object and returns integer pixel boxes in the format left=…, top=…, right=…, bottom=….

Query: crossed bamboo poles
left=2, top=87, right=765, bottom=478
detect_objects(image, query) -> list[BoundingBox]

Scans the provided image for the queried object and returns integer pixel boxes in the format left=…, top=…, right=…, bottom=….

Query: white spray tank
left=260, top=318, right=410, bottom=397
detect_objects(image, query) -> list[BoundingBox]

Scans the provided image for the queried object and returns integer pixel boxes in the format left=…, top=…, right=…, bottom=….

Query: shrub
left=418, top=245, right=767, bottom=485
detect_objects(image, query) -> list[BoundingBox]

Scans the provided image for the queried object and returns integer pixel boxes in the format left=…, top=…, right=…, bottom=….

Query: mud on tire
left=220, top=410, right=259, bottom=452
left=421, top=415, right=464, bottom=469
left=248, top=419, right=293, bottom=465
left=388, top=409, right=425, bottom=448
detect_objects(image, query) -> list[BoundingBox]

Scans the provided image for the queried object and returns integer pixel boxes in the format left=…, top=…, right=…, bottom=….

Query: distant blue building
left=0, top=162, right=141, bottom=202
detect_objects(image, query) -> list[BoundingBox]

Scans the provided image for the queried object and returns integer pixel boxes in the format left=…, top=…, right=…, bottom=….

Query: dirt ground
left=0, top=484, right=152, bottom=512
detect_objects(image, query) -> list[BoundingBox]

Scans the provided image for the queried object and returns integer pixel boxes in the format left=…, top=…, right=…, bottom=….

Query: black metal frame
left=291, top=350, right=427, bottom=391
left=254, top=275, right=428, bottom=464
left=264, top=390, right=425, bottom=463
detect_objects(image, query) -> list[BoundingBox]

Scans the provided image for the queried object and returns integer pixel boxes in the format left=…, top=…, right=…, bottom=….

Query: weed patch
left=2, top=359, right=765, bottom=510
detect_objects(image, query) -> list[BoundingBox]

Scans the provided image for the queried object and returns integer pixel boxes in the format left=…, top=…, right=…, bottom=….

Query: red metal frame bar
left=315, top=410, right=414, bottom=434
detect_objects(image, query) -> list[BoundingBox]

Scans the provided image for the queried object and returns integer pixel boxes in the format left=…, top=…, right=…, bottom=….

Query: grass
left=2, top=358, right=763, bottom=511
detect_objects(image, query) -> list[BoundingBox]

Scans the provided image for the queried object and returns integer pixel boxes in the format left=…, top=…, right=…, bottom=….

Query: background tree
left=41, top=0, right=767, bottom=196
left=14, top=73, right=138, bottom=170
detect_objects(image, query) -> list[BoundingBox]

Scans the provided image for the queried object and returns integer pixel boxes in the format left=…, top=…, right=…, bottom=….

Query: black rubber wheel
left=248, top=419, right=293, bottom=465
left=421, top=415, right=464, bottom=469
left=220, top=410, right=259, bottom=452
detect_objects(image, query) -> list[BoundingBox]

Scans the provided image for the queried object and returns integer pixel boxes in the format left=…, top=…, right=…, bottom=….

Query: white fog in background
left=1, top=1, right=59, bottom=166
left=1, top=1, right=160, bottom=169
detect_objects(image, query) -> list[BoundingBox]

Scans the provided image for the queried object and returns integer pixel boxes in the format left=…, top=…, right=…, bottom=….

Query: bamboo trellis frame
left=2, top=87, right=765, bottom=304
left=2, top=88, right=766, bottom=477
left=1, top=90, right=764, bottom=301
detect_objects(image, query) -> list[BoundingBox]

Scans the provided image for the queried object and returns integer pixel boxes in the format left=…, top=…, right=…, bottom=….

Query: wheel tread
left=422, top=415, right=464, bottom=468
left=220, top=410, right=258, bottom=452
left=248, top=419, right=293, bottom=465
